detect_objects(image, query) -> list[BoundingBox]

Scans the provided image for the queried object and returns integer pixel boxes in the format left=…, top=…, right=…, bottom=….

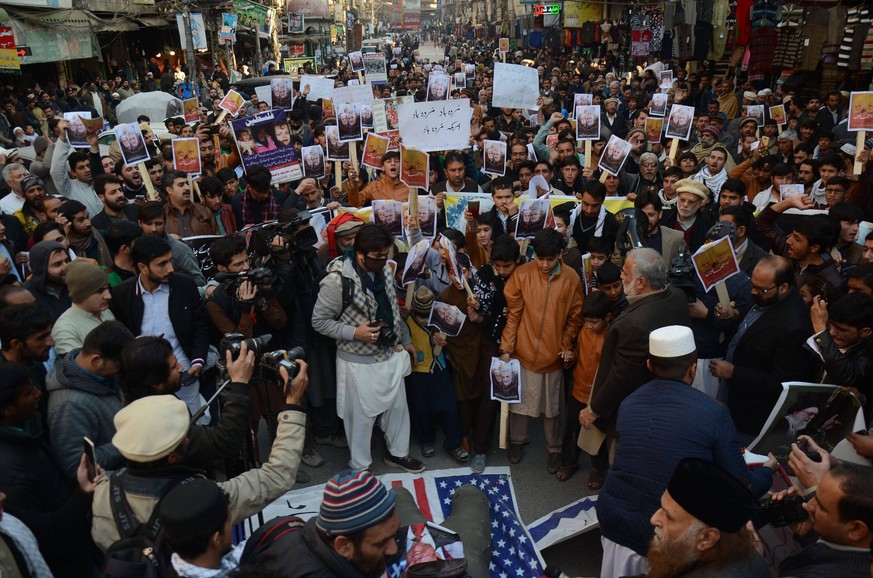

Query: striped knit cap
left=316, top=470, right=396, bottom=536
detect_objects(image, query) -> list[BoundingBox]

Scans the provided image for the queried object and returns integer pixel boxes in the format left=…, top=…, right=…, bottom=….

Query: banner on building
left=219, top=13, right=237, bottom=42
left=563, top=1, right=601, bottom=27
left=0, top=27, right=19, bottom=73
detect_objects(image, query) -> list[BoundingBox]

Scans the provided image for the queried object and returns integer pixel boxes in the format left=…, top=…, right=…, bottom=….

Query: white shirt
left=138, top=277, right=191, bottom=369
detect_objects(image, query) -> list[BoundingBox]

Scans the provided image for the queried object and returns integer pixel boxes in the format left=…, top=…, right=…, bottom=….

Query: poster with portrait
left=372, top=95, right=413, bottom=133
left=453, top=72, right=466, bottom=89
left=400, top=145, right=429, bottom=190
left=498, top=38, right=510, bottom=53
left=490, top=357, right=521, bottom=403
left=336, top=103, right=363, bottom=142
left=363, top=53, right=388, bottom=84
left=575, top=105, right=600, bottom=140
left=172, top=137, right=202, bottom=175
left=411, top=195, right=437, bottom=238
left=482, top=140, right=507, bottom=176
left=325, top=125, right=350, bottom=161
left=690, top=235, right=740, bottom=293
left=573, top=93, right=592, bottom=114
left=301, top=145, right=326, bottom=178
left=746, top=105, right=765, bottom=127
left=848, top=92, right=873, bottom=131
left=598, top=135, right=632, bottom=177
left=427, top=74, right=450, bottom=101
left=514, top=198, right=550, bottom=239
left=645, top=117, right=664, bottom=143
left=464, top=63, right=476, bottom=80
left=218, top=89, right=245, bottom=116
left=664, top=104, right=694, bottom=140
left=372, top=200, right=404, bottom=236
left=270, top=78, right=295, bottom=110
left=748, top=382, right=864, bottom=466
left=230, top=109, right=302, bottom=183
left=81, top=116, right=105, bottom=138
left=183, top=98, right=200, bottom=124
left=362, top=132, right=390, bottom=169
left=650, top=93, right=668, bottom=117
left=322, top=98, right=335, bottom=118
left=360, top=104, right=374, bottom=129
left=348, top=50, right=365, bottom=72
left=659, top=70, right=673, bottom=89
left=64, top=112, right=90, bottom=148
left=581, top=252, right=595, bottom=295
left=769, top=104, right=787, bottom=127
left=428, top=301, right=466, bottom=337
left=402, top=239, right=430, bottom=286
left=779, top=183, right=804, bottom=201
left=115, top=122, right=150, bottom=165
left=438, top=233, right=462, bottom=285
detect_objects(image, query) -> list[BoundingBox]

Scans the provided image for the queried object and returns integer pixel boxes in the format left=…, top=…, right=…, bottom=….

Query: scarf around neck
left=694, top=167, right=728, bottom=199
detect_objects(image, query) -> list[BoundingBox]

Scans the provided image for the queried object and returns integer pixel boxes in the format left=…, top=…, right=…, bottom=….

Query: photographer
left=312, top=224, right=424, bottom=473
left=92, top=341, right=309, bottom=553
left=207, top=233, right=287, bottom=442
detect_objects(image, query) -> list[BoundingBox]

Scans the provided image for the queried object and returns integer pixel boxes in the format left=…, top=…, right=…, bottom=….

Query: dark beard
left=646, top=533, right=699, bottom=578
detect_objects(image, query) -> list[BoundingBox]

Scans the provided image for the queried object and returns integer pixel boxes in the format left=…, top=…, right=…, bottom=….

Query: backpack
left=239, top=515, right=306, bottom=564
left=101, top=472, right=183, bottom=578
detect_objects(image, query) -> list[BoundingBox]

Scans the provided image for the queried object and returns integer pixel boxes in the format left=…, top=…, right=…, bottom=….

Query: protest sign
left=231, top=109, right=302, bottom=183
left=482, top=140, right=507, bottom=176
left=183, top=98, right=199, bottom=123
left=270, top=78, right=294, bottom=109
left=396, top=99, right=473, bottom=152
left=848, top=92, right=873, bottom=174
left=300, top=75, right=335, bottom=101
left=372, top=96, right=413, bottom=133
left=64, top=112, right=91, bottom=148
left=402, top=239, right=430, bottom=286
left=115, top=122, right=150, bottom=165
left=598, top=135, right=632, bottom=177
left=690, top=235, right=740, bottom=293
left=400, top=145, right=429, bottom=190
left=301, top=145, right=326, bottom=178
left=779, top=184, right=804, bottom=201
left=646, top=117, right=664, bottom=143
left=498, top=38, right=510, bottom=53
left=348, top=51, right=364, bottom=71
left=746, top=104, right=765, bottom=127
left=573, top=93, right=592, bottom=112
left=428, top=302, right=466, bottom=337
left=515, top=198, right=550, bottom=239
left=254, top=85, right=272, bottom=108
left=172, top=138, right=202, bottom=175
left=575, top=105, right=600, bottom=140
left=362, top=132, right=390, bottom=169
left=218, top=89, right=245, bottom=116
left=373, top=200, right=404, bottom=237
left=665, top=104, right=694, bottom=140
left=492, top=63, right=540, bottom=111
left=336, top=103, right=363, bottom=142
left=650, top=93, right=668, bottom=117
left=183, top=235, right=222, bottom=282
left=332, top=83, right=375, bottom=105
left=363, top=53, right=388, bottom=84
left=769, top=104, right=787, bottom=126
left=490, top=358, right=521, bottom=403
left=325, top=125, right=350, bottom=160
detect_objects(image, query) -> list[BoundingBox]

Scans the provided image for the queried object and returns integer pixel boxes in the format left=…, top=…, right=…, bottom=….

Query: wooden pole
left=214, top=110, right=228, bottom=125
left=499, top=403, right=509, bottom=449
left=584, top=140, right=592, bottom=169
left=715, top=282, right=732, bottom=315
left=350, top=145, right=359, bottom=172
left=433, top=332, right=446, bottom=356
left=334, top=160, right=342, bottom=189
left=599, top=170, right=609, bottom=183
left=357, top=71, right=365, bottom=84
left=405, top=282, right=415, bottom=307
left=669, top=138, right=680, bottom=160
left=408, top=187, right=418, bottom=220
left=855, top=131, right=867, bottom=175
left=138, top=162, right=158, bottom=201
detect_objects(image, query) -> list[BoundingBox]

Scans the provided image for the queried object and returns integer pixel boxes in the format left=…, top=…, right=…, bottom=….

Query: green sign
left=233, top=0, right=270, bottom=28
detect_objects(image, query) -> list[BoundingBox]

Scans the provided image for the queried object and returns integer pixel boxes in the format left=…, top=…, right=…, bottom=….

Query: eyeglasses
left=750, top=284, right=778, bottom=295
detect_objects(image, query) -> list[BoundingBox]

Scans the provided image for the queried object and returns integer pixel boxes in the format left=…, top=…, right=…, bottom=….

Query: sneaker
left=422, top=444, right=435, bottom=458
left=316, top=434, right=349, bottom=448
left=296, top=469, right=310, bottom=484
left=508, top=443, right=523, bottom=464
left=471, top=453, right=487, bottom=474
left=302, top=449, right=325, bottom=468
left=383, top=454, right=426, bottom=473
left=451, top=447, right=470, bottom=462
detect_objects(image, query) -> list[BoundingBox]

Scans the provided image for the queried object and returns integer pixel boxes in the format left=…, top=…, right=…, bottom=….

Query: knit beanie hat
left=65, top=260, right=109, bottom=303
left=411, top=286, right=435, bottom=317
left=317, top=470, right=396, bottom=536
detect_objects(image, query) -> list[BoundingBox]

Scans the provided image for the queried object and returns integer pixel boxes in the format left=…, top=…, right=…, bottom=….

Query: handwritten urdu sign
left=492, top=63, right=540, bottom=111
left=396, top=99, right=473, bottom=152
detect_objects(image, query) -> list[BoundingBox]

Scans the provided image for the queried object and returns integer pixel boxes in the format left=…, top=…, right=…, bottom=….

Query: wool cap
left=65, top=260, right=109, bottom=303
left=411, top=285, right=435, bottom=317
left=604, top=97, right=619, bottom=105
left=159, top=479, right=229, bottom=539
left=317, top=470, right=396, bottom=536
left=20, top=175, right=44, bottom=195
left=740, top=116, right=757, bottom=128
left=742, top=91, right=757, bottom=101
left=334, top=215, right=364, bottom=238
left=667, top=458, right=758, bottom=533
left=113, top=395, right=190, bottom=462
left=674, top=179, right=710, bottom=201
left=700, top=125, right=721, bottom=139
left=649, top=325, right=696, bottom=358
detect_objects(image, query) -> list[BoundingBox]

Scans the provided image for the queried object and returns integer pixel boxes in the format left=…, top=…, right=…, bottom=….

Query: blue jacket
left=597, top=378, right=772, bottom=556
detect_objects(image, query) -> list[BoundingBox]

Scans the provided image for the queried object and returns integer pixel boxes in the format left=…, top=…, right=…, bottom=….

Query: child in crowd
left=587, top=236, right=613, bottom=272
left=595, top=261, right=628, bottom=317
left=557, top=291, right=613, bottom=485
left=404, top=286, right=467, bottom=461
left=553, top=204, right=583, bottom=273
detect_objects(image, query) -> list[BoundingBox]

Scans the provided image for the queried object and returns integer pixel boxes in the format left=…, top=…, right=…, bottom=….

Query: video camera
left=668, top=245, right=697, bottom=303
left=615, top=207, right=645, bottom=256
left=214, top=267, right=276, bottom=299
left=251, top=210, right=319, bottom=258
left=754, top=494, right=809, bottom=528
left=219, top=333, right=307, bottom=381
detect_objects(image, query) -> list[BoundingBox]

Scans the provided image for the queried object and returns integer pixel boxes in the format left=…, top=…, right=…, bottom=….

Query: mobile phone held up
left=83, top=436, right=97, bottom=480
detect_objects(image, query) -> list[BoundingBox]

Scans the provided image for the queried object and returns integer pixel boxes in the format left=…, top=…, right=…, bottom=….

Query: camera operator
left=268, top=208, right=347, bottom=463
left=207, top=234, right=288, bottom=443
left=92, top=341, right=309, bottom=553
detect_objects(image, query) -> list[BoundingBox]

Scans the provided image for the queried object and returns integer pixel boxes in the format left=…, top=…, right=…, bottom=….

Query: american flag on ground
left=237, top=467, right=545, bottom=578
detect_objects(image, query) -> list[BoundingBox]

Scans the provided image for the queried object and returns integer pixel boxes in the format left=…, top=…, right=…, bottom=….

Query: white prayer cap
left=649, top=325, right=696, bottom=358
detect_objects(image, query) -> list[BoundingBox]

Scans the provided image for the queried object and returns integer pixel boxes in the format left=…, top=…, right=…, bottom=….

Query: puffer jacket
left=500, top=260, right=584, bottom=373
left=23, top=240, right=72, bottom=322
left=47, top=350, right=124, bottom=480
left=349, top=174, right=409, bottom=207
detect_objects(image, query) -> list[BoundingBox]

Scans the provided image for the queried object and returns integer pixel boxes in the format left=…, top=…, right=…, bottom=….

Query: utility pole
left=253, top=22, right=263, bottom=75
left=181, top=0, right=199, bottom=99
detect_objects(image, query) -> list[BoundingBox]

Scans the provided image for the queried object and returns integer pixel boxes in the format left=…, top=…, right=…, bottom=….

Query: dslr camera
left=755, top=494, right=809, bottom=528
left=216, top=267, right=276, bottom=300
left=372, top=319, right=398, bottom=348
left=219, top=333, right=307, bottom=383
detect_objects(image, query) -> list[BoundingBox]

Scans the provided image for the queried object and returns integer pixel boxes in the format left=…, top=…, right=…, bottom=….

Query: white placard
left=300, top=75, right=335, bottom=101
left=492, top=63, right=540, bottom=111
left=332, top=84, right=375, bottom=105
left=396, top=99, right=473, bottom=152
left=254, top=85, right=272, bottom=108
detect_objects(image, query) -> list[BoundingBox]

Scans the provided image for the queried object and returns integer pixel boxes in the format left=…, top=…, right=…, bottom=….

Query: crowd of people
left=0, top=30, right=872, bottom=578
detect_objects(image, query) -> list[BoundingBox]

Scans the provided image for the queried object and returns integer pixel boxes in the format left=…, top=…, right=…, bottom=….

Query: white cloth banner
left=396, top=99, right=473, bottom=152
left=300, top=75, right=335, bottom=101
left=492, top=63, right=540, bottom=111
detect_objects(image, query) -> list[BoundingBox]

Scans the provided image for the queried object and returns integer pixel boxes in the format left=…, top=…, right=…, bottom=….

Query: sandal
left=555, top=465, right=578, bottom=482
left=587, top=468, right=605, bottom=491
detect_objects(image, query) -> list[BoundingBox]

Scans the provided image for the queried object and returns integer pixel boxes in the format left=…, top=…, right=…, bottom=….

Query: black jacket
left=805, top=331, right=873, bottom=402
left=727, top=289, right=817, bottom=436
left=109, top=273, right=209, bottom=366
left=571, top=209, right=619, bottom=254
left=0, top=417, right=95, bottom=577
